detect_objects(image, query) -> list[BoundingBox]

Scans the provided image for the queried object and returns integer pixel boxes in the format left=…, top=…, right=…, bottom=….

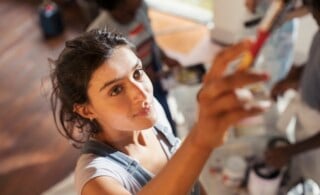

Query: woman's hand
left=265, top=145, right=294, bottom=169
left=192, top=40, right=270, bottom=150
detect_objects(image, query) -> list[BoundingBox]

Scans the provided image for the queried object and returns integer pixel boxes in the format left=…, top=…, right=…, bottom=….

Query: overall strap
left=82, top=140, right=152, bottom=187
left=154, top=124, right=200, bottom=195
left=154, top=123, right=181, bottom=153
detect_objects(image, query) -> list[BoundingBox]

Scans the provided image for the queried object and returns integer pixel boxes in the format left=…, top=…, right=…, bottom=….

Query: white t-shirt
left=277, top=92, right=320, bottom=184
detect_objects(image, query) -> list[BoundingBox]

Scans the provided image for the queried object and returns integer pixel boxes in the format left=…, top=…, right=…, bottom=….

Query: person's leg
left=153, top=81, right=177, bottom=137
left=280, top=155, right=305, bottom=194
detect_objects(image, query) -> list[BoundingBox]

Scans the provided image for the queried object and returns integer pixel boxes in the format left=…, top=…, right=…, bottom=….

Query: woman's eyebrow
left=133, top=59, right=142, bottom=69
left=99, top=77, right=122, bottom=92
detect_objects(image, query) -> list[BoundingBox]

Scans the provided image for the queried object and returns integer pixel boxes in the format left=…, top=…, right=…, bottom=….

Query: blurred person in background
left=264, top=0, right=320, bottom=188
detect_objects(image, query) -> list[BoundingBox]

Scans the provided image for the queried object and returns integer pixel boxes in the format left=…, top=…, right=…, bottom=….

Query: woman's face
left=84, top=46, right=156, bottom=134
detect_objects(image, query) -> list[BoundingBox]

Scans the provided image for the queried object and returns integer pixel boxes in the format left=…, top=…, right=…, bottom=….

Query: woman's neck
left=96, top=128, right=152, bottom=151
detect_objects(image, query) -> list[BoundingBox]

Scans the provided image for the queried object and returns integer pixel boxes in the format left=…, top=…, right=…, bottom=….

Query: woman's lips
left=133, top=105, right=151, bottom=117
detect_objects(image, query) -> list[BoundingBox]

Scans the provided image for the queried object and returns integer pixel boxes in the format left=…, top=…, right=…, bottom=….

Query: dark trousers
left=153, top=81, right=177, bottom=137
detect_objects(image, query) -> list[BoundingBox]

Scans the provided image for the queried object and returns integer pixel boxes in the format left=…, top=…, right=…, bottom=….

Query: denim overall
left=82, top=124, right=200, bottom=195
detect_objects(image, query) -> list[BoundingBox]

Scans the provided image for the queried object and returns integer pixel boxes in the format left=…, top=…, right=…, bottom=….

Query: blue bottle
left=39, top=1, right=64, bottom=38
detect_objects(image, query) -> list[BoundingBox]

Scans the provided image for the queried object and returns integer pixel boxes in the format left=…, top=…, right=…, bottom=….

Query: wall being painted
left=211, top=0, right=318, bottom=64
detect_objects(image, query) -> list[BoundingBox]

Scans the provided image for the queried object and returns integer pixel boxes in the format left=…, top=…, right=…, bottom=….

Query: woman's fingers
left=205, top=40, right=252, bottom=82
left=218, top=107, right=264, bottom=129
left=205, top=92, right=243, bottom=115
left=202, top=88, right=269, bottom=118
left=194, top=40, right=271, bottom=149
left=199, top=71, right=269, bottom=101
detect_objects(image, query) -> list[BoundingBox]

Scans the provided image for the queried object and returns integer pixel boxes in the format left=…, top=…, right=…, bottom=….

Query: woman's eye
left=133, top=69, right=144, bottom=81
left=109, top=85, right=123, bottom=96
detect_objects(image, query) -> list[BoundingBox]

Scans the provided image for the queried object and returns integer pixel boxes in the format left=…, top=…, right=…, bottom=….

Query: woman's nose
left=128, top=81, right=148, bottom=102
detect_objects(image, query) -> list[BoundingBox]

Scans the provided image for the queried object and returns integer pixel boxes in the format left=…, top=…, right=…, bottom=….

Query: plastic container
left=222, top=155, right=247, bottom=188
left=160, top=63, right=206, bottom=90
left=248, top=162, right=283, bottom=195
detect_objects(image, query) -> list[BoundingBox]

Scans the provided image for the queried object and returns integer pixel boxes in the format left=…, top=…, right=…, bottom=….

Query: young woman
left=50, top=29, right=269, bottom=195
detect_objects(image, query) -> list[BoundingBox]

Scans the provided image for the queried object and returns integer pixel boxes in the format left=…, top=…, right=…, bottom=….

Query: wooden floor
left=0, top=1, right=85, bottom=195
left=149, top=9, right=208, bottom=54
left=0, top=1, right=207, bottom=194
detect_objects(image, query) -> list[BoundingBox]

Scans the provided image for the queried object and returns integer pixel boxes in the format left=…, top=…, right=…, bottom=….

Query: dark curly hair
left=50, top=28, right=133, bottom=147
left=94, top=0, right=126, bottom=11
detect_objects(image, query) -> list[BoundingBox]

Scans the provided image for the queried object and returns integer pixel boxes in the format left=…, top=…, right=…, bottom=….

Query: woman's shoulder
left=75, top=140, right=130, bottom=176
left=74, top=153, right=129, bottom=194
left=75, top=153, right=124, bottom=180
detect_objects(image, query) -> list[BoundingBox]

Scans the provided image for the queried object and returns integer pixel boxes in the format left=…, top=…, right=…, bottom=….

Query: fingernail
left=242, top=39, right=253, bottom=47
left=247, top=69, right=269, bottom=80
left=244, top=99, right=272, bottom=110
left=235, top=88, right=253, bottom=102
left=261, top=73, right=270, bottom=81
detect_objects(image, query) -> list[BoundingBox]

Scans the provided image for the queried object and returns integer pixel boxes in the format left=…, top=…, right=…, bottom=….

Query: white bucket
left=248, top=163, right=283, bottom=195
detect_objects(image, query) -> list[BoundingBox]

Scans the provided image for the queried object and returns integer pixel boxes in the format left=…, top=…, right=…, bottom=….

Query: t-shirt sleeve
left=74, top=154, right=125, bottom=195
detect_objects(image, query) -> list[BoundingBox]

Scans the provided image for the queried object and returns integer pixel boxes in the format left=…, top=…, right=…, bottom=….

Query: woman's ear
left=73, top=103, right=96, bottom=120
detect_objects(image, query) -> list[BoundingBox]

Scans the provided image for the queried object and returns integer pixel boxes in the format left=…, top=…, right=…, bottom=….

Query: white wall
left=211, top=0, right=249, bottom=45
left=146, top=0, right=212, bottom=24
left=294, top=14, right=318, bottom=64
left=211, top=0, right=318, bottom=63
